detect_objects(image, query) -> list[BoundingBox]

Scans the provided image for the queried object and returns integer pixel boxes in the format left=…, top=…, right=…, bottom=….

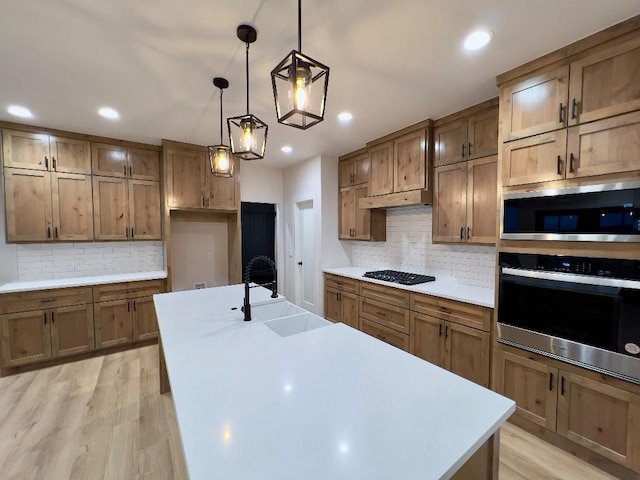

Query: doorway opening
left=241, top=202, right=277, bottom=286
left=295, top=199, right=316, bottom=313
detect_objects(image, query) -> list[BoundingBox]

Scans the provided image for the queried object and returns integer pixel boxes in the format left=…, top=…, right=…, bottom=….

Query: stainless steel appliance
left=363, top=270, right=435, bottom=285
left=501, top=181, right=640, bottom=242
left=497, top=252, right=640, bottom=384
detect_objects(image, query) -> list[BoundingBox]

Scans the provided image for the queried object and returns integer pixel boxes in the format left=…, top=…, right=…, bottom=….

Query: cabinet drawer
left=410, top=293, right=491, bottom=332
left=359, top=282, right=410, bottom=308
left=93, top=280, right=164, bottom=302
left=359, top=296, right=409, bottom=334
left=0, top=287, right=93, bottom=314
left=324, top=274, right=358, bottom=294
left=361, top=318, right=409, bottom=352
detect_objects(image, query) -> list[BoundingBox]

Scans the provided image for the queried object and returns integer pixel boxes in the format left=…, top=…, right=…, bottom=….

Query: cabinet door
left=338, top=159, right=354, bottom=187
left=50, top=172, right=94, bottom=241
left=494, top=351, right=558, bottom=430
left=3, top=168, right=52, bottom=242
left=566, top=110, right=640, bottom=179
left=354, top=185, right=372, bottom=240
left=501, top=65, right=569, bottom=140
left=502, top=129, right=567, bottom=187
left=0, top=310, right=52, bottom=367
left=394, top=130, right=426, bottom=192
left=368, top=142, right=394, bottom=196
left=434, top=120, right=466, bottom=166
left=49, top=136, right=91, bottom=174
left=128, top=147, right=160, bottom=181
left=353, top=153, right=371, bottom=185
left=132, top=296, right=159, bottom=341
left=166, top=150, right=207, bottom=209
left=361, top=318, right=409, bottom=352
left=94, top=300, right=133, bottom=348
left=93, top=176, right=129, bottom=240
left=50, top=304, right=94, bottom=357
left=91, top=143, right=128, bottom=178
left=128, top=180, right=161, bottom=240
left=338, top=187, right=356, bottom=239
left=410, top=312, right=444, bottom=368
left=2, top=130, right=49, bottom=170
left=433, top=164, right=466, bottom=243
left=324, top=286, right=341, bottom=323
left=208, top=162, right=238, bottom=210
left=340, top=291, right=359, bottom=330
left=557, top=371, right=640, bottom=470
left=466, top=156, right=497, bottom=245
left=444, top=322, right=490, bottom=388
left=569, top=36, right=640, bottom=126
left=467, top=108, right=498, bottom=160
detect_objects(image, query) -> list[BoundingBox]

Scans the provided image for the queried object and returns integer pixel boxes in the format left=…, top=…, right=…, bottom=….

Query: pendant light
left=227, top=25, right=268, bottom=160
left=271, top=0, right=330, bottom=130
left=209, top=77, right=233, bottom=177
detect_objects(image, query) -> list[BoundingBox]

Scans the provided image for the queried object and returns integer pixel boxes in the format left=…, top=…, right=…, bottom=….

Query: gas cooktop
left=363, top=270, right=436, bottom=285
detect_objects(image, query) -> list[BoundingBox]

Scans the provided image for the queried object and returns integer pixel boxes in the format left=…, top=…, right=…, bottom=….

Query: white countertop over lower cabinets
left=154, top=283, right=514, bottom=480
left=324, top=267, right=495, bottom=308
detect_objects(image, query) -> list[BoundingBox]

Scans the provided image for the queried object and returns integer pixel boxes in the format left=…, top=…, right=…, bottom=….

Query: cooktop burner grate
left=363, top=270, right=436, bottom=285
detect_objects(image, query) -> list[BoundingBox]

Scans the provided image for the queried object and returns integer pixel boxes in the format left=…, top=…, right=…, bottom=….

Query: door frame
left=294, top=198, right=318, bottom=314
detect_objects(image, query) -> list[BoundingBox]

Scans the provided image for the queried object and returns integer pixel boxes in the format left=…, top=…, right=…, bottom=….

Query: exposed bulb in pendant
left=242, top=121, right=254, bottom=151
left=217, top=150, right=230, bottom=172
left=293, top=64, right=312, bottom=111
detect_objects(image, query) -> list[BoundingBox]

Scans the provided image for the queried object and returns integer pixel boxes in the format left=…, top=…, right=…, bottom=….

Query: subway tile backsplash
left=351, top=206, right=495, bottom=289
left=16, top=241, right=165, bottom=281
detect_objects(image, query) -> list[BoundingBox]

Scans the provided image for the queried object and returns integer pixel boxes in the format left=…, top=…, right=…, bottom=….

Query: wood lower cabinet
left=94, top=299, right=132, bottom=348
left=50, top=304, right=95, bottom=357
left=132, top=296, right=159, bottom=341
left=361, top=318, right=409, bottom=352
left=323, top=275, right=359, bottom=329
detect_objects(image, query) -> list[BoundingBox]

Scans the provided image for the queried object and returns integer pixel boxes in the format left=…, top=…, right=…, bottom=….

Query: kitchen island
left=154, top=284, right=515, bottom=480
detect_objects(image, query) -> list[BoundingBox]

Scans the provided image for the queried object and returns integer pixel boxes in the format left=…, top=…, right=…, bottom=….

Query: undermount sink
left=264, top=312, right=331, bottom=337
left=251, top=301, right=305, bottom=321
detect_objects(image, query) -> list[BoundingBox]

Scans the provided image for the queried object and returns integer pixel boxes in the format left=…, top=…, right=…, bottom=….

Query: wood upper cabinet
left=93, top=176, right=129, bottom=240
left=434, top=155, right=497, bottom=244
left=3, top=168, right=52, bottom=242
left=132, top=296, right=159, bottom=341
left=50, top=172, right=93, bottom=241
left=501, top=65, right=569, bottom=141
left=128, top=147, right=161, bottom=181
left=394, top=130, right=426, bottom=192
left=339, top=152, right=370, bottom=187
left=94, top=299, right=132, bottom=349
left=50, top=304, right=94, bottom=357
left=338, top=187, right=356, bottom=239
left=502, top=129, right=567, bottom=187
left=368, top=141, right=394, bottom=196
left=2, top=130, right=90, bottom=174
left=569, top=35, right=640, bottom=126
left=339, top=184, right=385, bottom=241
left=556, top=371, right=640, bottom=471
left=207, top=158, right=239, bottom=210
left=434, top=120, right=466, bottom=166
left=467, top=108, right=499, bottom=160
left=0, top=310, right=52, bottom=367
left=128, top=180, right=161, bottom=240
left=91, top=143, right=127, bottom=177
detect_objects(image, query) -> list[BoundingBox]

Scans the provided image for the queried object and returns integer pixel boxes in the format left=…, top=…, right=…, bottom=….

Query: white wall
left=351, top=206, right=495, bottom=289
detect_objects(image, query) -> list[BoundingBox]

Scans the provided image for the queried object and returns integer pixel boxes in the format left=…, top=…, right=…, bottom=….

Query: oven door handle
left=501, top=267, right=640, bottom=290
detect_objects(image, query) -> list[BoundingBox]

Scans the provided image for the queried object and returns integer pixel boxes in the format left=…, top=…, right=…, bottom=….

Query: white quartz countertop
left=0, top=270, right=167, bottom=294
left=155, top=284, right=514, bottom=480
left=324, top=267, right=495, bottom=308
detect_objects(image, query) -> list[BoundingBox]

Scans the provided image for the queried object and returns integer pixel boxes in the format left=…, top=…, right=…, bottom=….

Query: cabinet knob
left=298, top=261, right=303, bottom=266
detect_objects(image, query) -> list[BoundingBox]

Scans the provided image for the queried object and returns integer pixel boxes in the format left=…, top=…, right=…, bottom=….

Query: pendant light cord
left=219, top=88, right=223, bottom=143
left=245, top=42, right=250, bottom=115
left=298, top=0, right=302, bottom=52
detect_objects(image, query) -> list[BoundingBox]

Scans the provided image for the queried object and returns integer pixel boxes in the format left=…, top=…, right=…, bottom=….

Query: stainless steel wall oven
left=497, top=252, right=640, bottom=384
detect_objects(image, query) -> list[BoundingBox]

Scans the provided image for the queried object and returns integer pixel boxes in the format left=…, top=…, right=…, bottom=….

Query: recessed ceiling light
left=463, top=30, right=492, bottom=51
left=98, top=107, right=120, bottom=120
left=338, top=112, right=353, bottom=122
left=7, top=105, right=33, bottom=118
left=281, top=145, right=293, bottom=153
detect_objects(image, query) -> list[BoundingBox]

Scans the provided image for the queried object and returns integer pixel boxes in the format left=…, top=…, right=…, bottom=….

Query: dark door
left=241, top=202, right=276, bottom=285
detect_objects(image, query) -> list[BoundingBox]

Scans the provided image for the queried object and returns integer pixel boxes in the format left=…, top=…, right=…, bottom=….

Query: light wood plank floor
left=0, top=345, right=621, bottom=480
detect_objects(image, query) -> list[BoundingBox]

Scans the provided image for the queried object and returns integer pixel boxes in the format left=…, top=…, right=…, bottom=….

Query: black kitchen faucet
left=242, top=255, right=278, bottom=321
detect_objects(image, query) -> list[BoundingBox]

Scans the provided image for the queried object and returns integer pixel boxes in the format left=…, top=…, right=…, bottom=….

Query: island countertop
left=154, top=284, right=514, bottom=480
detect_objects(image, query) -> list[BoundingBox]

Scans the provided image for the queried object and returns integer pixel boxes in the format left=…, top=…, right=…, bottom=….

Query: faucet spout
left=243, top=255, right=278, bottom=321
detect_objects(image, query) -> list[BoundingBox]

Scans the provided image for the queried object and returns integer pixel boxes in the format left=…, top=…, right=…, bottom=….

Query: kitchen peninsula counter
left=154, top=284, right=514, bottom=480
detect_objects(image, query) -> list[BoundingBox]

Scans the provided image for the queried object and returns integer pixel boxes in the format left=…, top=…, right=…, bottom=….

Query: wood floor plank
left=0, top=345, right=626, bottom=480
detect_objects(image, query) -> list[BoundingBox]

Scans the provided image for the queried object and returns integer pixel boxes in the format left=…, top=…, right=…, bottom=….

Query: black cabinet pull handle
left=569, top=153, right=576, bottom=173
left=124, top=164, right=127, bottom=175
left=125, top=227, right=129, bottom=238
left=51, top=311, right=55, bottom=324
left=44, top=156, right=49, bottom=169
left=558, top=103, right=564, bottom=123
left=571, top=99, right=577, bottom=120
left=461, top=143, right=465, bottom=158
left=468, top=142, right=472, bottom=156
left=43, top=312, right=47, bottom=325
left=557, top=155, right=562, bottom=175
left=336, top=292, right=339, bottom=301
left=549, top=372, right=554, bottom=391
left=439, top=323, right=443, bottom=337
left=375, top=334, right=386, bottom=341
left=129, top=165, right=132, bottom=177
left=133, top=301, right=136, bottom=312
left=467, top=227, right=470, bottom=240
left=460, top=227, right=464, bottom=240
left=52, top=157, right=56, bottom=170
left=561, top=376, right=566, bottom=396
left=445, top=325, right=449, bottom=338
left=47, top=227, right=51, bottom=239
left=131, top=228, right=134, bottom=238
left=127, top=301, right=131, bottom=312
left=54, top=227, right=58, bottom=239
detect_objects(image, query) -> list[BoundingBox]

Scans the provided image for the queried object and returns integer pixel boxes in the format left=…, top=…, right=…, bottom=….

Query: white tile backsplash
left=351, top=206, right=496, bottom=289
left=16, top=241, right=165, bottom=281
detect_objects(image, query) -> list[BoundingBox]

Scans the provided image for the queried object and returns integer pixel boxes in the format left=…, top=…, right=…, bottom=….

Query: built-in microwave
left=497, top=252, right=640, bottom=384
left=501, top=181, right=640, bottom=242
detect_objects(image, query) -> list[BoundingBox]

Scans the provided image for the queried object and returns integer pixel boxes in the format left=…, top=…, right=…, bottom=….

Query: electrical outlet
left=194, top=282, right=205, bottom=289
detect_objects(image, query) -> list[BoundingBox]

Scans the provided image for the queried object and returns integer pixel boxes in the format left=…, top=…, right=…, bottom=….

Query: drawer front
left=359, top=282, right=410, bottom=309
left=359, top=296, right=409, bottom=334
left=410, top=293, right=491, bottom=332
left=93, top=280, right=164, bottom=302
left=0, top=287, right=93, bottom=314
left=361, top=318, right=409, bottom=352
left=324, top=274, right=358, bottom=294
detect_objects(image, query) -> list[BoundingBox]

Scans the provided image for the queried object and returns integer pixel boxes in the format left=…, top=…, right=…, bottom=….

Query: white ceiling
left=1, top=0, right=639, bottom=168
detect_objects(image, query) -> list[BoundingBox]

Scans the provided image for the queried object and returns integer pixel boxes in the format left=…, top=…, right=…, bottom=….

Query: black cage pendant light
left=209, top=77, right=234, bottom=177
left=227, top=25, right=268, bottom=160
left=271, top=0, right=330, bottom=130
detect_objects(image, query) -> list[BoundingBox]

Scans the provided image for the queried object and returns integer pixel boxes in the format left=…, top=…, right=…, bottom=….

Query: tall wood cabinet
left=433, top=100, right=499, bottom=245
